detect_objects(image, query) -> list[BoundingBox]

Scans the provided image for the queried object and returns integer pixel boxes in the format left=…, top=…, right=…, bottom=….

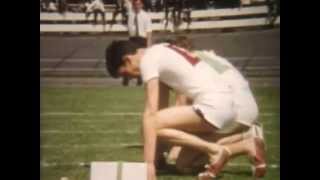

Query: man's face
left=117, top=56, right=141, bottom=77
left=133, top=0, right=143, bottom=12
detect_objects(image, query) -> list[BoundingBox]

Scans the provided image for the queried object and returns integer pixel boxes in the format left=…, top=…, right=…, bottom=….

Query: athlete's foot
left=247, top=137, right=267, bottom=178
left=198, top=147, right=230, bottom=180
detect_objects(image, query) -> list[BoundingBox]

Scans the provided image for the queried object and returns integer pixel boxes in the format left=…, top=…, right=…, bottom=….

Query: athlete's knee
left=152, top=115, right=170, bottom=130
left=145, top=114, right=169, bottom=139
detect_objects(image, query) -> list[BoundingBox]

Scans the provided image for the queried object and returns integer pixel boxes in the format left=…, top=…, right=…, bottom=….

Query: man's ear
left=122, top=55, right=130, bottom=65
left=125, top=55, right=134, bottom=65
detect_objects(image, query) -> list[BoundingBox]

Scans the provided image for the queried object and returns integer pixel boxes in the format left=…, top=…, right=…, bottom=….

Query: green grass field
left=40, top=86, right=279, bottom=180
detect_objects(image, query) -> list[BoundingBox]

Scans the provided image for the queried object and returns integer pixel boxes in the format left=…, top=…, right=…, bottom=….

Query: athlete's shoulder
left=194, top=50, right=231, bottom=65
left=141, top=44, right=167, bottom=62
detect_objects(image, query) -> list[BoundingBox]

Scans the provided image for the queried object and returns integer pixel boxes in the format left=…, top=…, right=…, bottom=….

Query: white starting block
left=90, top=162, right=147, bottom=180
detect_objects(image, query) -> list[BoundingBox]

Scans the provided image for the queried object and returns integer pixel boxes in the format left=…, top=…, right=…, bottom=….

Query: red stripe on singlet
left=167, top=45, right=200, bottom=65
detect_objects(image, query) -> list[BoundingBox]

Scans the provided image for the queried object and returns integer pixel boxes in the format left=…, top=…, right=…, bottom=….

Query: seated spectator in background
left=48, top=1, right=58, bottom=12
left=240, top=0, right=267, bottom=7
left=163, top=0, right=180, bottom=27
left=240, top=0, right=252, bottom=6
left=182, top=0, right=192, bottom=25
left=57, top=0, right=67, bottom=15
left=84, top=0, right=92, bottom=12
left=154, top=0, right=163, bottom=12
left=214, top=0, right=240, bottom=9
left=85, top=0, right=106, bottom=25
left=144, top=0, right=158, bottom=12
left=163, top=0, right=192, bottom=28
left=111, top=0, right=128, bottom=25
left=40, top=0, right=46, bottom=12
left=143, top=0, right=152, bottom=12
left=122, top=0, right=152, bottom=86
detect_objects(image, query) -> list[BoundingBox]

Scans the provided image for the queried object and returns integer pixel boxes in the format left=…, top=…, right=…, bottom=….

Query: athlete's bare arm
left=143, top=78, right=160, bottom=180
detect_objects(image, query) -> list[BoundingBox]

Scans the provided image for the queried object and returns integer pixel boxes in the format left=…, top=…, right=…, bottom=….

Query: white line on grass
left=41, top=112, right=141, bottom=116
left=41, top=143, right=143, bottom=149
left=40, top=130, right=139, bottom=134
left=40, top=161, right=279, bottom=169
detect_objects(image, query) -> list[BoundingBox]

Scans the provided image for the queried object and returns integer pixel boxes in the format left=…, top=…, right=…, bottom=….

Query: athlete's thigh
left=154, top=106, right=215, bottom=133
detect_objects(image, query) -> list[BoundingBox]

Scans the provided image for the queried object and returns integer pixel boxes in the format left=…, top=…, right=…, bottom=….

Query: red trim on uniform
left=167, top=45, right=200, bottom=66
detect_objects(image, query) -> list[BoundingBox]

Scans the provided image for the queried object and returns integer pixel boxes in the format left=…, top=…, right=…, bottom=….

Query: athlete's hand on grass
left=147, top=163, right=156, bottom=180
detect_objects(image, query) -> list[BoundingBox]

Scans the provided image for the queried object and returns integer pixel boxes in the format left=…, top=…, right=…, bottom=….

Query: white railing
left=40, top=5, right=279, bottom=32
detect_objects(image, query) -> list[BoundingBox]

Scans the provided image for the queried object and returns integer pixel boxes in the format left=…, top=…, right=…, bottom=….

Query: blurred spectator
left=84, top=0, right=92, bottom=11
left=154, top=0, right=163, bottom=12
left=144, top=0, right=158, bottom=12
left=182, top=0, right=192, bottom=26
left=111, top=0, right=128, bottom=25
left=266, top=0, right=280, bottom=26
left=164, top=0, right=181, bottom=27
left=57, top=0, right=67, bottom=14
left=85, top=0, right=106, bottom=25
left=164, top=0, right=192, bottom=28
left=192, top=0, right=208, bottom=9
left=122, top=0, right=152, bottom=86
left=48, top=1, right=58, bottom=12
left=240, top=0, right=252, bottom=6
left=214, top=0, right=240, bottom=9
left=151, top=0, right=158, bottom=11
left=242, top=0, right=266, bottom=6
left=40, top=0, right=46, bottom=12
left=143, top=0, right=153, bottom=11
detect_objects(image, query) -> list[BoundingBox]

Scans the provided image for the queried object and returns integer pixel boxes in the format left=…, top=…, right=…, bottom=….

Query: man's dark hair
left=105, top=40, right=141, bottom=78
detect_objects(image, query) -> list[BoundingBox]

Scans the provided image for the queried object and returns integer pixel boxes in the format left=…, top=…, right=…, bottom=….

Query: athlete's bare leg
left=153, top=106, right=227, bottom=162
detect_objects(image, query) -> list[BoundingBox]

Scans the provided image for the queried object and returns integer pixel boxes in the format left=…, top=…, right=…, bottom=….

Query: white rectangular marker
left=121, top=162, right=147, bottom=180
left=90, top=162, right=118, bottom=180
left=90, top=162, right=147, bottom=180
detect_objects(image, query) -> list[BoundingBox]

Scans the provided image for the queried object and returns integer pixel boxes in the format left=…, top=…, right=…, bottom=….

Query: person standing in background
left=122, top=0, right=152, bottom=86
left=127, top=0, right=152, bottom=47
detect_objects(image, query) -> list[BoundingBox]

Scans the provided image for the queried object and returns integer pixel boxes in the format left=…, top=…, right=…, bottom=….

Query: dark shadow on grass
left=158, top=168, right=251, bottom=179
left=157, top=165, right=206, bottom=177
left=222, top=169, right=252, bottom=177
left=157, top=165, right=180, bottom=175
